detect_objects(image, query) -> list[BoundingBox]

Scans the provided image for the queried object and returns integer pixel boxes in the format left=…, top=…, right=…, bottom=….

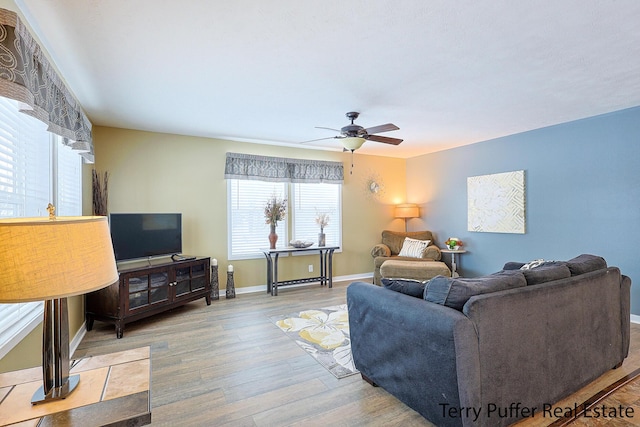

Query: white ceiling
left=14, top=0, right=640, bottom=158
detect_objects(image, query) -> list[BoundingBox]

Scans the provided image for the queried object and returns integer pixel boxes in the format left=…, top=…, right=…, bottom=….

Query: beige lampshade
left=342, top=136, right=366, bottom=151
left=395, top=204, right=420, bottom=219
left=0, top=216, right=118, bottom=303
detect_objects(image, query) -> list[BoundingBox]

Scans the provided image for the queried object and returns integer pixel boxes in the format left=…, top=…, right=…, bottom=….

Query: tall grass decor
left=92, top=169, right=110, bottom=216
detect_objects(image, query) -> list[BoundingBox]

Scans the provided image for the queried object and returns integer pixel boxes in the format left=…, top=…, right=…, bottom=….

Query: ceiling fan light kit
left=342, top=136, right=366, bottom=150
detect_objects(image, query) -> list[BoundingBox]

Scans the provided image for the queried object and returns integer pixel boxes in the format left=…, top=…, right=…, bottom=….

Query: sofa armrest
left=423, top=245, right=442, bottom=261
left=371, top=243, right=391, bottom=258
left=347, top=282, right=480, bottom=426
left=621, top=274, right=631, bottom=358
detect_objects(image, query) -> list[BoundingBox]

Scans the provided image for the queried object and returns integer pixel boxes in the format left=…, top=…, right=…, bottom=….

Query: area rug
left=270, top=304, right=359, bottom=379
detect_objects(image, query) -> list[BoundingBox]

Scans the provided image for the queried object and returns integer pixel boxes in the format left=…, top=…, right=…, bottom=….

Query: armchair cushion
left=371, top=243, right=391, bottom=258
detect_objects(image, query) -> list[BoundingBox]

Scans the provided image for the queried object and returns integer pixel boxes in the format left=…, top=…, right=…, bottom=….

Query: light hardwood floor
left=74, top=280, right=640, bottom=427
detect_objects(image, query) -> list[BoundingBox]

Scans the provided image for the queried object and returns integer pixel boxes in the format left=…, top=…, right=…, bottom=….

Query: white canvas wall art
left=467, top=170, right=525, bottom=234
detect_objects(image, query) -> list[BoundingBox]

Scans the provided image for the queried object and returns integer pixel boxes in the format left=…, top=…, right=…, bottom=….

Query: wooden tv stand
left=86, top=256, right=211, bottom=338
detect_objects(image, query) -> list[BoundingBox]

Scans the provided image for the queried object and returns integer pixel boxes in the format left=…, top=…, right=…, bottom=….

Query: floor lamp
left=0, top=215, right=118, bottom=404
left=395, top=204, right=420, bottom=232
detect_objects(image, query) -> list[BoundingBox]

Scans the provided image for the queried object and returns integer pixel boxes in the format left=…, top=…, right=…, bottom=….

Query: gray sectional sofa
left=346, top=255, right=631, bottom=427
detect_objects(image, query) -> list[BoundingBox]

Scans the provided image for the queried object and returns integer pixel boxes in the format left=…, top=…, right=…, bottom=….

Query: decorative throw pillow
left=519, top=259, right=547, bottom=270
left=381, top=278, right=426, bottom=298
left=398, top=237, right=430, bottom=258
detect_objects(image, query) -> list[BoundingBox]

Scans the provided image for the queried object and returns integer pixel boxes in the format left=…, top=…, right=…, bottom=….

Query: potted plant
left=445, top=237, right=463, bottom=250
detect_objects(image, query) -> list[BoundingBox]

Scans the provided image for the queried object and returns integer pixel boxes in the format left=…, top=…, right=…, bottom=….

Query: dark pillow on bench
left=565, top=254, right=607, bottom=276
left=424, top=271, right=526, bottom=311
left=381, top=278, right=426, bottom=298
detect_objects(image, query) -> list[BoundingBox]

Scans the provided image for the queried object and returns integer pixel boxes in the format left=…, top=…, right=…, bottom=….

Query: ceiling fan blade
left=366, top=134, right=403, bottom=145
left=363, top=123, right=399, bottom=135
left=315, top=126, right=341, bottom=132
left=300, top=136, right=338, bottom=144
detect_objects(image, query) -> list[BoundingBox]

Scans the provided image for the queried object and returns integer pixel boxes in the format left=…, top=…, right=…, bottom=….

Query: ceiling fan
left=306, top=112, right=403, bottom=151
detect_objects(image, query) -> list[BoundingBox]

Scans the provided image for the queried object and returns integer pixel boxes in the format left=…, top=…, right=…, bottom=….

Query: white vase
left=318, top=233, right=326, bottom=246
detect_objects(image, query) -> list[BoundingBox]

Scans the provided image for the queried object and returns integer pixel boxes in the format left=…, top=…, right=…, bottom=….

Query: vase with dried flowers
left=264, top=196, right=287, bottom=249
left=316, top=212, right=330, bottom=246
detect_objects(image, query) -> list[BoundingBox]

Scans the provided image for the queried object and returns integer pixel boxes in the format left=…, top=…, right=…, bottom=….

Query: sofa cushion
left=381, top=278, right=426, bottom=298
left=565, top=254, right=607, bottom=276
left=398, top=237, right=431, bottom=258
left=519, top=262, right=571, bottom=286
left=424, top=271, right=527, bottom=311
left=381, top=230, right=433, bottom=255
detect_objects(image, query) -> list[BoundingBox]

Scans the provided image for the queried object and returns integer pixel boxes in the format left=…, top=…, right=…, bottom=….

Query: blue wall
left=406, top=106, right=640, bottom=315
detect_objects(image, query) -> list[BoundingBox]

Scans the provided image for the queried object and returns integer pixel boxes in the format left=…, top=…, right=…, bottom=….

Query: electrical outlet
left=308, top=264, right=313, bottom=273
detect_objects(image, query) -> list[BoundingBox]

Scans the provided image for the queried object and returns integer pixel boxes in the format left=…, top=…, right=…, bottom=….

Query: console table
left=0, top=347, right=151, bottom=426
left=261, top=245, right=339, bottom=296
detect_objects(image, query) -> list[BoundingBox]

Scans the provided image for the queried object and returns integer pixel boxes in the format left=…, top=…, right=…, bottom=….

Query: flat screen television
left=109, top=213, right=182, bottom=261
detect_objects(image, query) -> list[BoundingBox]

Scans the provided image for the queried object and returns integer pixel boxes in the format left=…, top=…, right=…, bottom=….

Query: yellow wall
left=93, top=126, right=408, bottom=288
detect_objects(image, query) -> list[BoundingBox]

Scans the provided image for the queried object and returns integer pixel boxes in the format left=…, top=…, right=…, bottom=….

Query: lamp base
left=31, top=374, right=80, bottom=404
left=33, top=298, right=79, bottom=405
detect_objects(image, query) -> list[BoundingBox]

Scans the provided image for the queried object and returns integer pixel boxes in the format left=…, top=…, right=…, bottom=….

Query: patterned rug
left=271, top=304, right=359, bottom=379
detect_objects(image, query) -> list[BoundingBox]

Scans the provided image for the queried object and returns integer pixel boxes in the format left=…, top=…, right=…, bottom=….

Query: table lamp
left=0, top=213, right=118, bottom=404
left=395, top=204, right=420, bottom=232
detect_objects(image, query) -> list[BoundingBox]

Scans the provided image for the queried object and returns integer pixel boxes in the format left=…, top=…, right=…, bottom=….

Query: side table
left=441, top=249, right=467, bottom=278
left=0, top=347, right=151, bottom=426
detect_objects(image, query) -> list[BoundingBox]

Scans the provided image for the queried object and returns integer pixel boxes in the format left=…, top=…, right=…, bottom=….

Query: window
left=292, top=183, right=341, bottom=247
left=0, top=96, right=82, bottom=358
left=227, top=179, right=342, bottom=259
left=228, top=179, right=288, bottom=259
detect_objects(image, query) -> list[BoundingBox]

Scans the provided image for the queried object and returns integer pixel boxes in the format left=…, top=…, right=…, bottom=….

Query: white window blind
left=292, top=183, right=341, bottom=247
left=228, top=179, right=287, bottom=259
left=0, top=98, right=50, bottom=218
left=54, top=139, right=82, bottom=216
left=0, top=96, right=82, bottom=358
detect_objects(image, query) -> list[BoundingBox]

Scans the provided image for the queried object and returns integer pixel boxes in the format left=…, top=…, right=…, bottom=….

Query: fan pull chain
left=350, top=149, right=354, bottom=175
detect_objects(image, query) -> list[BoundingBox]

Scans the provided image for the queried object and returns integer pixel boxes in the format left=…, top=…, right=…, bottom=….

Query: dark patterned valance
left=224, top=152, right=344, bottom=183
left=0, top=8, right=94, bottom=162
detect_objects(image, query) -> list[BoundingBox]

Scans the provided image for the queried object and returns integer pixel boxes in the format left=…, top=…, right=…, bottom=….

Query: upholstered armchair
left=370, top=230, right=442, bottom=285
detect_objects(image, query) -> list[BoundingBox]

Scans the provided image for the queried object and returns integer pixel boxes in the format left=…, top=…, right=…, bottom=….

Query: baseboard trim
left=631, top=314, right=640, bottom=324
left=70, top=323, right=87, bottom=357
left=233, top=272, right=373, bottom=295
